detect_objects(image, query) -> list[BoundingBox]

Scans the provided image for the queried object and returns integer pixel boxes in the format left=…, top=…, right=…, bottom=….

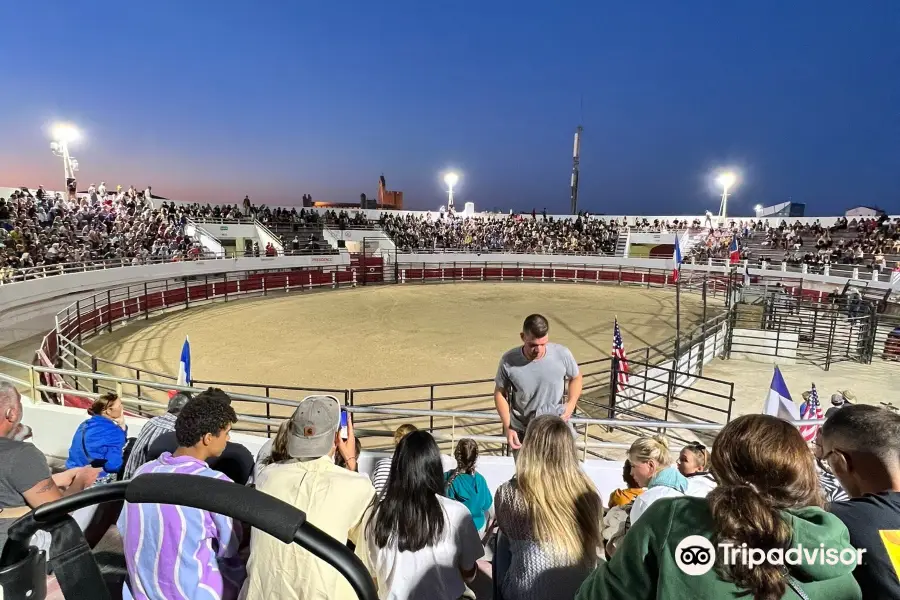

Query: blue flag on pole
left=177, top=336, right=191, bottom=386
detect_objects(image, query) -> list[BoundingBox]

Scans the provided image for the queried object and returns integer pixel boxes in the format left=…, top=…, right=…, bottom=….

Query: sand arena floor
left=82, top=282, right=710, bottom=446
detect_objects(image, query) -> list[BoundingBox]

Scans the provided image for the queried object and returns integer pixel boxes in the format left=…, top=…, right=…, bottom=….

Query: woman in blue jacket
left=66, top=392, right=127, bottom=479
left=445, top=438, right=493, bottom=532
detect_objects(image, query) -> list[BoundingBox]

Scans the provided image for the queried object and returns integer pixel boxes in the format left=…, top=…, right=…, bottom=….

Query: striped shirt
left=117, top=453, right=246, bottom=600
left=122, top=413, right=178, bottom=480
left=817, top=460, right=850, bottom=504
left=371, top=457, right=392, bottom=497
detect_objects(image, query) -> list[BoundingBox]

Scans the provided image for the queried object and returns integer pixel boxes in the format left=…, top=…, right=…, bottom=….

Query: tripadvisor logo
left=674, top=535, right=865, bottom=576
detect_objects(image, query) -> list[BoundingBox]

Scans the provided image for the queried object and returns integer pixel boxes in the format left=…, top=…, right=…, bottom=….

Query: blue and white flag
left=672, top=233, right=683, bottom=282
left=177, top=336, right=191, bottom=386
left=762, top=366, right=800, bottom=421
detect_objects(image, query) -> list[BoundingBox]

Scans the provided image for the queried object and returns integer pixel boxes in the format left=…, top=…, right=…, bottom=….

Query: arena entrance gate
left=727, top=291, right=878, bottom=370
left=355, top=240, right=397, bottom=285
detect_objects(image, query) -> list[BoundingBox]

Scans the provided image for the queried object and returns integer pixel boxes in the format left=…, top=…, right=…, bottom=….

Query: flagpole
left=675, top=273, right=682, bottom=363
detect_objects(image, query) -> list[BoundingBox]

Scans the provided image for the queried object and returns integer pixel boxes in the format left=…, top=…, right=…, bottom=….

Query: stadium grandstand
left=2, top=186, right=900, bottom=600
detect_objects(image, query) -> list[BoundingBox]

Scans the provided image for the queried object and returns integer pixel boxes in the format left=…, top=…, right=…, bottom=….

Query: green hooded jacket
left=576, top=496, right=862, bottom=600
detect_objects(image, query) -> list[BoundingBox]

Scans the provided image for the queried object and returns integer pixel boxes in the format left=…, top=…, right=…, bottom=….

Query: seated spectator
left=146, top=388, right=254, bottom=485
left=358, top=430, right=484, bottom=599
left=603, top=460, right=644, bottom=558
left=826, top=390, right=854, bottom=418
left=813, top=429, right=849, bottom=504
left=118, top=392, right=245, bottom=599
left=495, top=415, right=603, bottom=599
left=608, top=460, right=644, bottom=508
left=627, top=435, right=689, bottom=524
left=444, top=438, right=493, bottom=532
left=677, top=442, right=717, bottom=497
left=576, top=414, right=862, bottom=600
left=66, top=392, right=127, bottom=481
left=241, top=397, right=373, bottom=599
left=371, top=423, right=417, bottom=496
left=121, top=392, right=191, bottom=479
left=824, top=405, right=900, bottom=598
left=0, top=383, right=96, bottom=550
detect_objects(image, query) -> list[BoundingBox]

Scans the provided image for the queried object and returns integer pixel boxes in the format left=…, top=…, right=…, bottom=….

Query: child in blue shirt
left=444, top=438, right=493, bottom=532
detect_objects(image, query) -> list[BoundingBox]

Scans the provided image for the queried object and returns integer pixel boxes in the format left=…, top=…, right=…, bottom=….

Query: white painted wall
left=254, top=222, right=284, bottom=252
left=184, top=222, right=225, bottom=255
left=198, top=222, right=259, bottom=239
left=730, top=330, right=799, bottom=364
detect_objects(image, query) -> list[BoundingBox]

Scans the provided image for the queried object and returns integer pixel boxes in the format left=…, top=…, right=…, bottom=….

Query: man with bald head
left=0, top=382, right=94, bottom=550
left=823, top=404, right=900, bottom=598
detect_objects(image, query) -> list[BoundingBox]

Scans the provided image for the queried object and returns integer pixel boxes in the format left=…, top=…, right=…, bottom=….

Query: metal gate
left=729, top=293, right=877, bottom=370
left=357, top=240, right=397, bottom=285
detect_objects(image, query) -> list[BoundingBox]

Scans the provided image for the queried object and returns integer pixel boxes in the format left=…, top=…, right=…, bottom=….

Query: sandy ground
left=76, top=282, right=709, bottom=447
left=4, top=279, right=897, bottom=455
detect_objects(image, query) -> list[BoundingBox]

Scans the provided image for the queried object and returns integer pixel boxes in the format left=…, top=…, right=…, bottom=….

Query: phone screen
left=339, top=409, right=349, bottom=440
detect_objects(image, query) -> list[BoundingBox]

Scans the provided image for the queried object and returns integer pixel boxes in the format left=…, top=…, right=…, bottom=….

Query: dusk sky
left=0, top=1, right=896, bottom=215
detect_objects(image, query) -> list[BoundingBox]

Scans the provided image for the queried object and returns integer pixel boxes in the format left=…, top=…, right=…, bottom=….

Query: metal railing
left=0, top=253, right=229, bottom=284
left=0, top=355, right=826, bottom=458
left=395, top=247, right=616, bottom=257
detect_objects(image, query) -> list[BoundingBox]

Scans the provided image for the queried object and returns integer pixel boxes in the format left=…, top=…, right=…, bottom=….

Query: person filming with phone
left=494, top=314, right=582, bottom=457
left=241, top=395, right=375, bottom=600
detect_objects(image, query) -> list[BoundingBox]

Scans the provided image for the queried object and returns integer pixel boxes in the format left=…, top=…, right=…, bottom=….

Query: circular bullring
left=24, top=260, right=729, bottom=451
left=84, top=281, right=708, bottom=392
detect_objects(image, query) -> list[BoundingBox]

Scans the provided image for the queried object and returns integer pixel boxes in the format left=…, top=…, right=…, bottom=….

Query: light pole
left=716, top=171, right=736, bottom=221
left=443, top=172, right=459, bottom=212
left=50, top=123, right=80, bottom=190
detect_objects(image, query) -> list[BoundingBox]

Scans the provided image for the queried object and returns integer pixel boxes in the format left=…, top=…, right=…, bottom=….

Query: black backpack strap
left=46, top=515, right=111, bottom=600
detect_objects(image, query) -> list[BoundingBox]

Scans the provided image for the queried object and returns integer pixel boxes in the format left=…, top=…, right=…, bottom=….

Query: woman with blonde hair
left=577, top=413, right=861, bottom=600
left=627, top=434, right=690, bottom=524
left=494, top=414, right=603, bottom=599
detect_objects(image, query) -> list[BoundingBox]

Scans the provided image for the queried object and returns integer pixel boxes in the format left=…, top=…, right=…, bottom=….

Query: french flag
left=729, top=237, right=741, bottom=265
left=176, top=336, right=191, bottom=387
left=762, top=366, right=800, bottom=421
left=672, top=233, right=682, bottom=283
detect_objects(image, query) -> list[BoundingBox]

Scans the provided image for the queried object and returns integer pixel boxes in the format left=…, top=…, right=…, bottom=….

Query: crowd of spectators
left=379, top=212, right=620, bottom=254
left=5, top=182, right=898, bottom=281
left=755, top=216, right=900, bottom=270
left=687, top=215, right=900, bottom=272
left=3, top=378, right=900, bottom=598
left=0, top=186, right=200, bottom=280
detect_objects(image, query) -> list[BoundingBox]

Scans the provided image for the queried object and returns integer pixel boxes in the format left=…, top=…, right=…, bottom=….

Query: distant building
left=845, top=206, right=886, bottom=218
left=754, top=201, right=805, bottom=218
left=377, top=174, right=403, bottom=210
left=310, top=175, right=404, bottom=210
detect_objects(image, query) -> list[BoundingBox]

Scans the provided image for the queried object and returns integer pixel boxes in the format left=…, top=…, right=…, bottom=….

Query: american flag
left=798, top=384, right=824, bottom=442
left=613, top=319, right=631, bottom=393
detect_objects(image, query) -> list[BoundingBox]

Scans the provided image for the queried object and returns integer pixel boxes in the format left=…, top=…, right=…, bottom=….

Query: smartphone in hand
left=339, top=409, right=349, bottom=441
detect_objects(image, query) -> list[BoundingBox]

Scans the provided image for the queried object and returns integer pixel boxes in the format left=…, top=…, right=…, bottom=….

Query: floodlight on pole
left=443, top=172, right=459, bottom=211
left=754, top=204, right=763, bottom=215
left=715, top=170, right=738, bottom=221
left=49, top=122, right=81, bottom=186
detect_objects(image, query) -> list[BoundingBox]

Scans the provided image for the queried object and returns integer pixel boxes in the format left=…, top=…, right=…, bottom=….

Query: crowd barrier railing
left=0, top=355, right=825, bottom=458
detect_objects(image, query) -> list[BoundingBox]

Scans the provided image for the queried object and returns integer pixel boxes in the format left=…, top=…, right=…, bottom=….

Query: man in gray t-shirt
left=0, top=383, right=94, bottom=550
left=494, top=314, right=582, bottom=451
